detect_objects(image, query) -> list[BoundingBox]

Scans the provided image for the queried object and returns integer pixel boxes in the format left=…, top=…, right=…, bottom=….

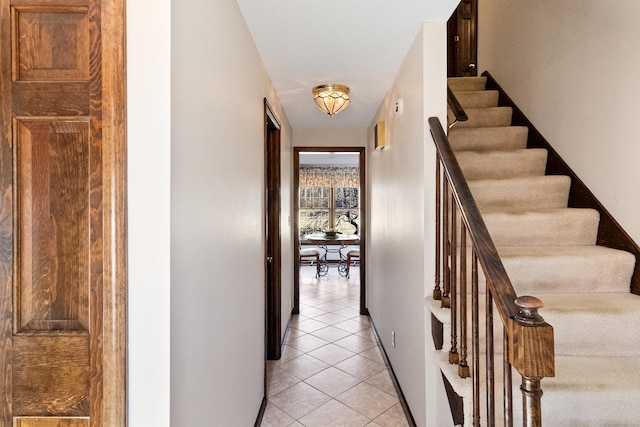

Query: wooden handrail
left=429, top=116, right=555, bottom=426
left=447, top=86, right=468, bottom=128
left=430, top=117, right=518, bottom=322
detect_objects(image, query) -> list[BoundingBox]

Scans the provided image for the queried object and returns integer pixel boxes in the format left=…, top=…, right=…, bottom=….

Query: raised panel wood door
left=0, top=0, right=126, bottom=425
left=447, top=0, right=478, bottom=77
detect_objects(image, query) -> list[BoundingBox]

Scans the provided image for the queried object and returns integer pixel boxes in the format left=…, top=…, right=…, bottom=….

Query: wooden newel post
left=509, top=296, right=555, bottom=427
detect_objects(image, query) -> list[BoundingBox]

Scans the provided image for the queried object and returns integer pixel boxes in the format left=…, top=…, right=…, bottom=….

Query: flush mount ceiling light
left=312, top=84, right=351, bottom=117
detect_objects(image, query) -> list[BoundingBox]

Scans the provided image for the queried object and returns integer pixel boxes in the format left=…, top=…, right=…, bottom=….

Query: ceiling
left=236, top=0, right=458, bottom=129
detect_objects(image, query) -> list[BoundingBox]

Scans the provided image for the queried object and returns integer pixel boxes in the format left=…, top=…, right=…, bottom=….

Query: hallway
left=261, top=266, right=411, bottom=426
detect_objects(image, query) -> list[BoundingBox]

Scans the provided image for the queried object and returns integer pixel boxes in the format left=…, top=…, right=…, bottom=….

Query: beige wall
left=128, top=0, right=293, bottom=422
left=367, top=23, right=451, bottom=426
left=169, top=0, right=292, bottom=425
left=479, top=0, right=640, bottom=244
left=293, top=127, right=367, bottom=147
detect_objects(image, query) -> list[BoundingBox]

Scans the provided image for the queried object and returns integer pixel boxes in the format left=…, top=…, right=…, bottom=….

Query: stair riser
left=454, top=107, right=513, bottom=128
left=455, top=90, right=499, bottom=108
left=457, top=149, right=547, bottom=180
left=444, top=246, right=635, bottom=295
left=448, top=126, right=529, bottom=152
left=483, top=209, right=600, bottom=247
left=448, top=76, right=487, bottom=92
left=469, top=176, right=571, bottom=211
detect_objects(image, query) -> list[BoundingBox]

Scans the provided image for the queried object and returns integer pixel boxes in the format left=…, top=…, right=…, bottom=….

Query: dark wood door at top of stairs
left=448, top=0, right=478, bottom=77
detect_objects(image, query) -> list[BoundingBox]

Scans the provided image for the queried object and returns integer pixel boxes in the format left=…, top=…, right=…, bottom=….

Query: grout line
left=262, top=267, right=411, bottom=426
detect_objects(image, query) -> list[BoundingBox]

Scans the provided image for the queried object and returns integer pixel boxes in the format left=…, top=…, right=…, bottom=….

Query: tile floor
left=261, top=266, right=411, bottom=426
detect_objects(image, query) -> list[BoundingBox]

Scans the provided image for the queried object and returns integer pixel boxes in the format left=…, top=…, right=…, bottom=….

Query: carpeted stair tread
left=454, top=90, right=499, bottom=108
left=447, top=76, right=487, bottom=92
left=448, top=126, right=529, bottom=152
left=469, top=175, right=571, bottom=211
left=456, top=149, right=547, bottom=180
left=499, top=245, right=635, bottom=294
left=453, top=107, right=513, bottom=128
left=483, top=208, right=600, bottom=247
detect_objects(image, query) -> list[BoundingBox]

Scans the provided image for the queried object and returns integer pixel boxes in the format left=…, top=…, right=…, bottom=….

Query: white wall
left=129, top=0, right=293, bottom=424
left=281, top=126, right=295, bottom=337
left=127, top=0, right=171, bottom=425
left=479, top=0, right=640, bottom=244
left=170, top=1, right=291, bottom=426
left=367, top=23, right=450, bottom=427
left=293, top=127, right=367, bottom=147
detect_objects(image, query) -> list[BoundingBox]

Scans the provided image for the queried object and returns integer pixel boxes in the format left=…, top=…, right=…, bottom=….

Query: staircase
left=428, top=75, right=640, bottom=426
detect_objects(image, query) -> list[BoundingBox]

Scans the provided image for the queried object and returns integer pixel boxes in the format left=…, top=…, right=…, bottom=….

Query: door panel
left=16, top=119, right=91, bottom=333
left=0, top=0, right=124, bottom=424
left=13, top=336, right=89, bottom=416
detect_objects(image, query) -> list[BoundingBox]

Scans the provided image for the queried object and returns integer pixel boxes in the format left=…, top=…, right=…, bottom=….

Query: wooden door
left=448, top=0, right=478, bottom=77
left=0, top=0, right=126, bottom=425
left=265, top=100, right=281, bottom=361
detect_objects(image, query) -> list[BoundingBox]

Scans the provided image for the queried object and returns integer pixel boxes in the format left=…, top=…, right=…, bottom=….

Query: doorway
left=293, top=147, right=367, bottom=316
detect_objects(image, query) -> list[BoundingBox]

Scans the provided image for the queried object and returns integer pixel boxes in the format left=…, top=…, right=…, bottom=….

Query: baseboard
left=254, top=395, right=268, bottom=427
left=369, top=317, right=418, bottom=427
left=280, top=314, right=293, bottom=356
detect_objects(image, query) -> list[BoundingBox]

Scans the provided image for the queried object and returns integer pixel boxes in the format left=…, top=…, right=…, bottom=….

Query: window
left=298, top=165, right=360, bottom=240
left=299, top=186, right=359, bottom=239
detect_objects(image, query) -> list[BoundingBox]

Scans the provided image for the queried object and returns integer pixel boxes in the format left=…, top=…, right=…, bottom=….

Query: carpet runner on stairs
left=428, top=76, right=639, bottom=426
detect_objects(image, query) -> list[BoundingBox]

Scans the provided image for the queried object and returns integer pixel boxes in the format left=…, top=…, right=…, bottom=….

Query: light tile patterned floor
left=262, top=266, right=411, bottom=427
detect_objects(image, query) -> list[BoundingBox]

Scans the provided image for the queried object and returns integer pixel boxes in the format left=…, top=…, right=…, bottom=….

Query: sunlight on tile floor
left=261, top=266, right=411, bottom=427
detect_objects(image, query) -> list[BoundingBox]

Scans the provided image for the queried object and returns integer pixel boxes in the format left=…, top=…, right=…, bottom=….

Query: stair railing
left=447, top=86, right=468, bottom=128
left=430, top=105, right=555, bottom=426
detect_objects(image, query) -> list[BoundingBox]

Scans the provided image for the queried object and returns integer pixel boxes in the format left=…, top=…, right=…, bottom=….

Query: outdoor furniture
left=345, top=249, right=360, bottom=278
left=304, top=233, right=359, bottom=277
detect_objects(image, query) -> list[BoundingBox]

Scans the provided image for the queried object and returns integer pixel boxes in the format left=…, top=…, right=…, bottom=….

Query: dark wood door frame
left=264, top=99, right=282, bottom=361
left=293, top=147, right=368, bottom=316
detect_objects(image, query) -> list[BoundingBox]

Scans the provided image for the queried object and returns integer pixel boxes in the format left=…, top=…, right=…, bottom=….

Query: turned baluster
left=471, top=250, right=480, bottom=427
left=442, top=180, right=451, bottom=308
left=486, top=289, right=495, bottom=426
left=504, top=328, right=513, bottom=427
left=449, top=199, right=459, bottom=365
left=434, top=157, right=442, bottom=300
left=458, top=223, right=470, bottom=378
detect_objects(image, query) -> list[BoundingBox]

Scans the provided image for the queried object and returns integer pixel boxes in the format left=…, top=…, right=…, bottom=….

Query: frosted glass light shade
left=312, top=84, right=351, bottom=117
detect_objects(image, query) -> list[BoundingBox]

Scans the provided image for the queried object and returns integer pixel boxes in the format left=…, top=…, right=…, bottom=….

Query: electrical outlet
left=391, top=330, right=396, bottom=347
